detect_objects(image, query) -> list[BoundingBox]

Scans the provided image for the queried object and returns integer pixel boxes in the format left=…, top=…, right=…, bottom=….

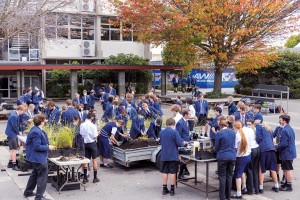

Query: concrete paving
left=0, top=91, right=299, bottom=200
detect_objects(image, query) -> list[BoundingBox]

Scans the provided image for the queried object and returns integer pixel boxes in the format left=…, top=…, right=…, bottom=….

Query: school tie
left=84, top=96, right=87, bottom=104
left=186, top=120, right=189, bottom=129
left=241, top=115, right=245, bottom=124
left=200, top=101, right=204, bottom=114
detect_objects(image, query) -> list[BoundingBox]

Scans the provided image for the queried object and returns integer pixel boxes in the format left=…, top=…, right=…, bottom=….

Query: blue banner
left=152, top=68, right=238, bottom=88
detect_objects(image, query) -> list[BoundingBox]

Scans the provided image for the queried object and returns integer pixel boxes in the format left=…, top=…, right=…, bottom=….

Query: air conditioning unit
left=81, top=0, right=95, bottom=12
left=81, top=40, right=95, bottom=57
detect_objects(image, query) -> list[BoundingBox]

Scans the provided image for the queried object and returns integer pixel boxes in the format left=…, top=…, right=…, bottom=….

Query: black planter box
left=51, top=176, right=80, bottom=191
left=48, top=148, right=84, bottom=158
left=16, top=159, right=31, bottom=172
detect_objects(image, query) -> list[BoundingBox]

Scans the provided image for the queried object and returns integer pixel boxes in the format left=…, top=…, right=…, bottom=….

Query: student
left=275, top=115, right=297, bottom=191
left=181, top=76, right=187, bottom=93
left=227, top=96, right=238, bottom=115
left=159, top=118, right=185, bottom=196
left=19, top=104, right=30, bottom=133
left=272, top=117, right=284, bottom=184
left=149, top=95, right=163, bottom=116
left=5, top=105, right=26, bottom=171
left=146, top=118, right=162, bottom=139
left=140, top=102, right=158, bottom=120
left=214, top=116, right=236, bottom=200
left=129, top=111, right=146, bottom=139
left=231, top=121, right=251, bottom=199
left=253, top=104, right=263, bottom=122
left=108, top=83, right=116, bottom=96
left=77, top=104, right=87, bottom=123
left=61, top=99, right=80, bottom=126
left=97, top=120, right=124, bottom=168
left=172, top=74, right=179, bottom=93
left=208, top=106, right=223, bottom=143
left=187, top=99, right=196, bottom=131
left=46, top=101, right=60, bottom=125
left=100, top=89, right=109, bottom=111
left=81, top=90, right=90, bottom=111
left=101, top=96, right=114, bottom=122
left=256, top=122, right=279, bottom=193
left=80, top=113, right=100, bottom=184
left=234, top=105, right=251, bottom=125
left=72, top=93, right=81, bottom=105
left=89, top=90, right=98, bottom=110
left=114, top=109, right=129, bottom=141
left=194, top=93, right=209, bottom=136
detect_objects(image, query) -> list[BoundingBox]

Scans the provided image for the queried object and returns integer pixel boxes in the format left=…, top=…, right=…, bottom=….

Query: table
left=177, top=155, right=218, bottom=199
left=48, top=157, right=90, bottom=194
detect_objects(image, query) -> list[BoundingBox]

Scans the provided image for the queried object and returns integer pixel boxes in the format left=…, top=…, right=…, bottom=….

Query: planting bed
left=48, top=148, right=84, bottom=158
left=118, top=138, right=159, bottom=150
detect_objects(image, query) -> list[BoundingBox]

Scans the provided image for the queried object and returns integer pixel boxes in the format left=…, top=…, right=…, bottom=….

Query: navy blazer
left=214, top=128, right=236, bottom=160
left=19, top=113, right=30, bottom=132
left=78, top=111, right=88, bottom=122
left=255, top=124, right=275, bottom=152
left=175, top=118, right=190, bottom=142
left=5, top=111, right=20, bottom=139
left=101, top=103, right=114, bottom=122
left=181, top=77, right=187, bottom=85
left=276, top=124, right=297, bottom=160
left=272, top=126, right=283, bottom=144
left=72, top=98, right=81, bottom=105
left=109, top=88, right=117, bottom=96
left=46, top=108, right=60, bottom=125
left=193, top=90, right=201, bottom=98
left=247, top=110, right=254, bottom=120
left=89, top=94, right=98, bottom=106
left=228, top=102, right=237, bottom=115
left=23, top=93, right=32, bottom=104
left=26, top=126, right=49, bottom=164
left=234, top=113, right=251, bottom=125
left=254, top=112, right=263, bottom=122
left=152, top=102, right=163, bottom=116
left=159, top=127, right=184, bottom=161
left=208, top=114, right=222, bottom=139
left=146, top=120, right=161, bottom=139
left=32, top=95, right=39, bottom=109
left=141, top=106, right=158, bottom=120
left=81, top=95, right=90, bottom=105
left=61, top=107, right=80, bottom=126
left=187, top=76, right=191, bottom=85
left=191, top=76, right=196, bottom=85
left=194, top=100, right=209, bottom=118
left=129, top=116, right=145, bottom=139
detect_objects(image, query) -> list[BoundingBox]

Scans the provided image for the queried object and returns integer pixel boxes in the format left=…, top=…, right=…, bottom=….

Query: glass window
left=101, top=29, right=109, bottom=40
left=111, top=29, right=120, bottom=40
left=57, top=28, right=69, bottom=39
left=45, top=27, right=56, bottom=39
left=70, top=28, right=82, bottom=39
left=83, top=29, right=94, bottom=40
left=82, top=16, right=94, bottom=28
left=57, top=15, right=69, bottom=26
left=45, top=14, right=57, bottom=26
left=70, top=15, right=82, bottom=28
left=122, top=31, right=132, bottom=41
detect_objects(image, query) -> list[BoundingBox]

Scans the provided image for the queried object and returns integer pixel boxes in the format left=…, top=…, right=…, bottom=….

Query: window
left=45, top=14, right=95, bottom=40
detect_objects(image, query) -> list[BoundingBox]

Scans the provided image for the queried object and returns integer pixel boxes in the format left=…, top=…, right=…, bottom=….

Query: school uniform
left=101, top=92, right=109, bottom=111
left=247, top=110, right=254, bottom=120
left=187, top=76, right=191, bottom=88
left=152, top=102, right=163, bottom=116
left=172, top=77, right=179, bottom=88
left=193, top=90, right=201, bottom=99
left=32, top=94, right=40, bottom=114
left=101, top=102, right=114, bottom=122
left=146, top=120, right=161, bottom=139
left=228, top=102, right=238, bottom=115
left=23, top=93, right=32, bottom=105
left=19, top=113, right=30, bottom=132
left=234, top=113, right=251, bottom=125
left=175, top=118, right=190, bottom=142
left=81, top=95, right=91, bottom=110
left=141, top=106, right=158, bottom=120
left=273, top=126, right=283, bottom=165
left=80, top=120, right=99, bottom=159
left=89, top=94, right=98, bottom=110
left=46, top=107, right=60, bottom=125
left=194, top=99, right=209, bottom=126
left=17, top=95, right=25, bottom=105
left=108, top=87, right=117, bottom=96
left=159, top=127, right=184, bottom=174
left=255, top=124, right=276, bottom=173
left=276, top=124, right=297, bottom=170
left=254, top=112, right=263, bottom=122
left=97, top=122, right=118, bottom=159
left=129, top=116, right=145, bottom=139
left=127, top=103, right=137, bottom=119
left=214, top=128, right=236, bottom=200
left=78, top=111, right=88, bottom=123
left=208, top=114, right=222, bottom=141
left=61, top=107, right=80, bottom=126
left=72, top=97, right=81, bottom=105
left=5, top=111, right=20, bottom=150
left=24, top=126, right=49, bottom=199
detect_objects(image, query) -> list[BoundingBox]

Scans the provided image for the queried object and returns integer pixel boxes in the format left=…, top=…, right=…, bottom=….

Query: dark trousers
left=218, top=160, right=235, bottom=200
left=188, top=120, right=195, bottom=132
left=24, top=162, right=48, bottom=200
left=246, top=147, right=260, bottom=193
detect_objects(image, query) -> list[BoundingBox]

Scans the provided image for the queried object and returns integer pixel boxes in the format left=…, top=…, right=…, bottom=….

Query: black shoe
left=100, top=164, right=104, bottom=167
left=280, top=186, right=293, bottom=191
left=7, top=162, right=13, bottom=168
left=162, top=189, right=170, bottom=195
left=231, top=194, right=243, bottom=199
left=102, top=164, right=113, bottom=168
left=204, top=134, right=208, bottom=137
left=259, top=189, right=264, bottom=194
left=281, top=177, right=286, bottom=185
left=241, top=188, right=248, bottom=194
left=170, top=190, right=175, bottom=196
left=183, top=170, right=190, bottom=176
left=254, top=190, right=259, bottom=194
left=12, top=165, right=20, bottom=171
left=178, top=174, right=185, bottom=180
left=271, top=186, right=279, bottom=193
left=24, top=192, right=36, bottom=197
left=82, top=179, right=89, bottom=184
left=93, top=178, right=100, bottom=183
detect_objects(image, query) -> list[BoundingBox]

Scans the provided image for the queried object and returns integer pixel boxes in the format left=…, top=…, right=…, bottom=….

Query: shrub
left=205, top=91, right=230, bottom=99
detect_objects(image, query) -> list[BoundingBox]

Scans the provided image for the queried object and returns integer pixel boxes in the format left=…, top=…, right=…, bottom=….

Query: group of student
left=160, top=95, right=296, bottom=199
left=171, top=74, right=197, bottom=93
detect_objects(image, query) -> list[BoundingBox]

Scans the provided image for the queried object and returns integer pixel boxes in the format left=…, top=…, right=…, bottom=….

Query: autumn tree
left=285, top=34, right=300, bottom=48
left=0, top=0, right=73, bottom=43
left=113, top=0, right=300, bottom=92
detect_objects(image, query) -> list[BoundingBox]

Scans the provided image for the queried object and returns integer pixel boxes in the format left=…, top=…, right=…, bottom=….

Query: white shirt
left=243, top=126, right=259, bottom=149
left=188, top=105, right=196, bottom=118
left=235, top=129, right=251, bottom=157
left=80, top=119, right=98, bottom=143
left=174, top=113, right=183, bottom=124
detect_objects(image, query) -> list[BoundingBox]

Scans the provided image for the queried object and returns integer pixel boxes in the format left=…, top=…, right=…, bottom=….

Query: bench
left=247, top=84, right=289, bottom=113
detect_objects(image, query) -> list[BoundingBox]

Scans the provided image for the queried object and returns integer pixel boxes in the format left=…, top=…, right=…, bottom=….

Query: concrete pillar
left=20, top=70, right=25, bottom=94
left=70, top=70, right=78, bottom=98
left=41, top=69, right=47, bottom=98
left=118, top=71, right=126, bottom=95
left=161, top=70, right=167, bottom=96
left=16, top=71, right=21, bottom=97
left=96, top=0, right=103, bottom=59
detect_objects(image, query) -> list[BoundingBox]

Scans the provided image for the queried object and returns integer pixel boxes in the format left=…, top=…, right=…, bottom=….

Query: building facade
left=0, top=0, right=151, bottom=99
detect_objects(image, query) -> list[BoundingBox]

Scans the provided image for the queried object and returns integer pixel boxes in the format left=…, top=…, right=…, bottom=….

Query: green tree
left=284, top=34, right=300, bottom=48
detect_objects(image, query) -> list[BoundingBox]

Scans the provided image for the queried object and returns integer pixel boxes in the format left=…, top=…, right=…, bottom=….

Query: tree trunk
left=213, top=67, right=222, bottom=93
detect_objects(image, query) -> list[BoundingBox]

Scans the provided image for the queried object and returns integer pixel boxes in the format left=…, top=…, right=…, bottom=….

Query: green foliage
left=104, top=53, right=149, bottom=65
left=47, top=70, right=71, bottom=97
left=284, top=34, right=300, bottom=48
left=204, top=92, right=230, bottom=99
left=55, top=126, right=75, bottom=149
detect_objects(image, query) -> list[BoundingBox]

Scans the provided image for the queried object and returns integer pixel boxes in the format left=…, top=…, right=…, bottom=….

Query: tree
left=113, top=0, right=300, bottom=92
left=0, top=0, right=73, bottom=43
left=285, top=34, right=300, bottom=48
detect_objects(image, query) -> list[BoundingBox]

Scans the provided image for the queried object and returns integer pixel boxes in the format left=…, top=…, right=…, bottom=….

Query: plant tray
left=48, top=148, right=84, bottom=158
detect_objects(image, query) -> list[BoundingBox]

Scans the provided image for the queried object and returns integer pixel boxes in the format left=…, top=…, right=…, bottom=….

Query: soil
left=48, top=148, right=85, bottom=158
left=118, top=138, right=159, bottom=150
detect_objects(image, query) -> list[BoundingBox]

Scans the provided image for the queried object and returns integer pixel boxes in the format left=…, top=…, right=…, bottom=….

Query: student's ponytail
left=234, top=121, right=248, bottom=155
